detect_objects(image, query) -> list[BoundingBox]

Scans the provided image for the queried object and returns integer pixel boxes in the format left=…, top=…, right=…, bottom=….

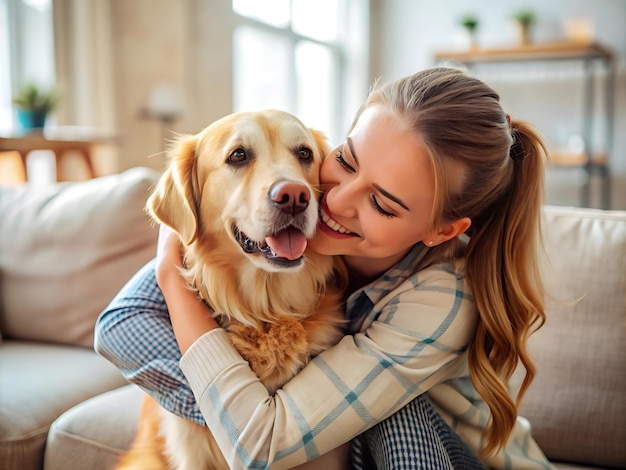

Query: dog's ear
left=310, top=129, right=330, bottom=160
left=146, top=135, right=200, bottom=245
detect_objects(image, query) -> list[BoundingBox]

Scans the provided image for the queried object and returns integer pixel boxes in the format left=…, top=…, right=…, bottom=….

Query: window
left=0, top=0, right=55, bottom=132
left=0, top=0, right=12, bottom=130
left=231, top=0, right=368, bottom=144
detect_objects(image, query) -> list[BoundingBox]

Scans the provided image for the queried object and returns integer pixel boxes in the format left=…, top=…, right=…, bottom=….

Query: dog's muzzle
left=232, top=179, right=315, bottom=268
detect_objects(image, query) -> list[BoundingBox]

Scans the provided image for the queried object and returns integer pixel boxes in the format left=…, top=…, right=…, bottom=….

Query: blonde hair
left=365, top=67, right=547, bottom=456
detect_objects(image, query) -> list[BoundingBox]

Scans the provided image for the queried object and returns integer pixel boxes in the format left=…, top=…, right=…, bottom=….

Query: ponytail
left=465, top=120, right=547, bottom=456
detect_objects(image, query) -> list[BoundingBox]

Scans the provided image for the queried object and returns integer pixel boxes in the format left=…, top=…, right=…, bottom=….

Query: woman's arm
left=94, top=258, right=206, bottom=425
left=153, top=225, right=220, bottom=354
left=157, top=233, right=478, bottom=468
left=181, top=326, right=471, bottom=469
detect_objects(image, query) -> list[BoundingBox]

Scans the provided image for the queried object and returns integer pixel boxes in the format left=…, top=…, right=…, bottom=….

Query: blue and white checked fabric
left=352, top=394, right=486, bottom=469
left=96, top=258, right=206, bottom=425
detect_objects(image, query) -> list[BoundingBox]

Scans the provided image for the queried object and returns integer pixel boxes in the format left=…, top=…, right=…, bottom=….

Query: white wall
left=370, top=0, right=626, bottom=209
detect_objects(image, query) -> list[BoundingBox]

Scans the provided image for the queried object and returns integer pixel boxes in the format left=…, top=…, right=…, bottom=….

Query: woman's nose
left=327, top=181, right=358, bottom=219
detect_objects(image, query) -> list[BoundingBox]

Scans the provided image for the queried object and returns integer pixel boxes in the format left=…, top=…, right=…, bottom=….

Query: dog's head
left=147, top=109, right=329, bottom=273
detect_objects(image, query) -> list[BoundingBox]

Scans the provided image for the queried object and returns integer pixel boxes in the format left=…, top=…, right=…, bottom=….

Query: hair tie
left=510, top=127, right=525, bottom=162
left=505, top=113, right=525, bottom=161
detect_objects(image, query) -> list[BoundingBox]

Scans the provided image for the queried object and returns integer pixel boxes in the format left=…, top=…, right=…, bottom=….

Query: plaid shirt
left=96, top=244, right=552, bottom=469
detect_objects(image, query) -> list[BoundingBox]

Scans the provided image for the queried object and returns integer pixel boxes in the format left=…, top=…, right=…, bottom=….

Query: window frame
left=231, top=0, right=369, bottom=144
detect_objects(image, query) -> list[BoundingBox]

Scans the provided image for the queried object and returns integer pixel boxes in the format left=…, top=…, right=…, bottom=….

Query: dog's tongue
left=265, top=227, right=307, bottom=260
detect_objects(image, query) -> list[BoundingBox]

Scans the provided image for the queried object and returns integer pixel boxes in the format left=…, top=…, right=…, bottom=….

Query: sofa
left=0, top=169, right=624, bottom=469
left=0, top=168, right=160, bottom=469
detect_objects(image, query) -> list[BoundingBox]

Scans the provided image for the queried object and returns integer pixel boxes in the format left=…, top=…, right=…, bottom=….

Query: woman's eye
left=371, top=195, right=395, bottom=218
left=334, top=151, right=355, bottom=172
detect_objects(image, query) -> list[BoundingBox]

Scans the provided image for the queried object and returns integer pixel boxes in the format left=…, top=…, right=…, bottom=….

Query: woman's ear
left=428, top=217, right=471, bottom=246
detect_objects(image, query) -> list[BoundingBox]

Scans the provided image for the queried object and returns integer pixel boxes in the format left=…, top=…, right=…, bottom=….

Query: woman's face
left=310, top=105, right=440, bottom=277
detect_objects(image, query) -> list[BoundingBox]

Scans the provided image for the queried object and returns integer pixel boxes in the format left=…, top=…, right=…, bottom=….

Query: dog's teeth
left=243, top=237, right=257, bottom=253
left=260, top=245, right=276, bottom=257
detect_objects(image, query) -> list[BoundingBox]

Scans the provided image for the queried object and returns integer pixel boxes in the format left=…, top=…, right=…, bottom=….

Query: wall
left=370, top=0, right=626, bottom=209
left=109, top=0, right=189, bottom=173
left=107, top=0, right=235, bottom=173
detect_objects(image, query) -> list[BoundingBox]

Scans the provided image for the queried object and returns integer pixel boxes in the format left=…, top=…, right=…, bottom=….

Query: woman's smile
left=318, top=197, right=358, bottom=238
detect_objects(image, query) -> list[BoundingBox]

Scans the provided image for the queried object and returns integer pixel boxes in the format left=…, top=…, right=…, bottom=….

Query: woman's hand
left=154, top=224, right=220, bottom=354
left=155, top=224, right=184, bottom=290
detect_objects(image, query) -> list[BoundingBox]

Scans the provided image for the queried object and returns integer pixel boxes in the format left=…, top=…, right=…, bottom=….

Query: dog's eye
left=297, top=146, right=313, bottom=161
left=228, top=148, right=249, bottom=165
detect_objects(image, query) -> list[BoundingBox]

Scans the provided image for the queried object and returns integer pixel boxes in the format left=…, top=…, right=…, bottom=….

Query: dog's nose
left=269, top=181, right=310, bottom=215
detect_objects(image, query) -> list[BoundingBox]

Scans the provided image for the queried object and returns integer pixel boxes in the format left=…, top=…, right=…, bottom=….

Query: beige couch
left=0, top=168, right=160, bottom=469
left=0, top=170, right=624, bottom=469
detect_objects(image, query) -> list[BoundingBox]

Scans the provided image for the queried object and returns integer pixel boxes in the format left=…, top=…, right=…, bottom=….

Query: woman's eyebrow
left=374, top=183, right=410, bottom=211
left=347, top=137, right=358, bottom=164
left=347, top=137, right=410, bottom=212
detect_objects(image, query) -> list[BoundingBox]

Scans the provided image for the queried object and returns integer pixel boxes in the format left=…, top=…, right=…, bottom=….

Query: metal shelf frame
left=435, top=41, right=616, bottom=209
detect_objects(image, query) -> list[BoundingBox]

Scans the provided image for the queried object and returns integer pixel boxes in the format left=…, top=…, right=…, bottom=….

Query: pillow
left=0, top=167, right=161, bottom=347
left=518, top=205, right=626, bottom=468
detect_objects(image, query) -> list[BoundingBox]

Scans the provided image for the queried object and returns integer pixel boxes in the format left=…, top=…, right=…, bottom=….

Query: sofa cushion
left=0, top=341, right=128, bottom=470
left=0, top=167, right=160, bottom=347
left=44, top=385, right=143, bottom=470
left=519, top=206, right=626, bottom=468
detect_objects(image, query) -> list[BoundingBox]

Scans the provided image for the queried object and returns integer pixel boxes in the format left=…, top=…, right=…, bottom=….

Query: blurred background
left=1, top=0, right=624, bottom=209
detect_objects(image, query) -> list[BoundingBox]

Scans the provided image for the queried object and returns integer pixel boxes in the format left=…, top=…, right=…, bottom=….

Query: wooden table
left=434, top=41, right=616, bottom=209
left=0, top=127, right=118, bottom=181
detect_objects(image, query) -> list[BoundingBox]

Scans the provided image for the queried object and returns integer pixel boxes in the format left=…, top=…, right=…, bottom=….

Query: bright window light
left=233, top=26, right=291, bottom=112
left=292, top=0, right=338, bottom=42
left=232, top=0, right=290, bottom=28
left=296, top=41, right=336, bottom=134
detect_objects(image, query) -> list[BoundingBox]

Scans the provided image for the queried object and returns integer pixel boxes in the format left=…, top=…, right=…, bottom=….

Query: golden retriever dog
left=117, top=110, right=348, bottom=470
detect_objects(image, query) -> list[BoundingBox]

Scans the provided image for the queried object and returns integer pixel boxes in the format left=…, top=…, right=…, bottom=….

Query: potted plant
left=513, top=8, right=536, bottom=46
left=460, top=15, right=479, bottom=49
left=12, top=83, right=61, bottom=131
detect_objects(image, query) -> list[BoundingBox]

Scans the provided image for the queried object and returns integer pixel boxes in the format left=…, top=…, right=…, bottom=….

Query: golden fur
left=117, top=110, right=347, bottom=469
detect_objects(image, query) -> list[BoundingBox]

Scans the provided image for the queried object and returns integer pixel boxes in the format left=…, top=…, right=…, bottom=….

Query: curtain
left=52, top=0, right=118, bottom=175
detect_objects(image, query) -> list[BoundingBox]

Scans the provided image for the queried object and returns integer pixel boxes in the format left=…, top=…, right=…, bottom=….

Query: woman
left=96, top=67, right=553, bottom=469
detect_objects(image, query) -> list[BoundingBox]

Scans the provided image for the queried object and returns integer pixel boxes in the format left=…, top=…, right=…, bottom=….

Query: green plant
left=460, top=15, right=479, bottom=32
left=12, top=83, right=61, bottom=113
left=514, top=8, right=536, bottom=27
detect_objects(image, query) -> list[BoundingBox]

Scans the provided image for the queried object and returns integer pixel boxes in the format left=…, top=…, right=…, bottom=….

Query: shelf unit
left=434, top=41, right=616, bottom=209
